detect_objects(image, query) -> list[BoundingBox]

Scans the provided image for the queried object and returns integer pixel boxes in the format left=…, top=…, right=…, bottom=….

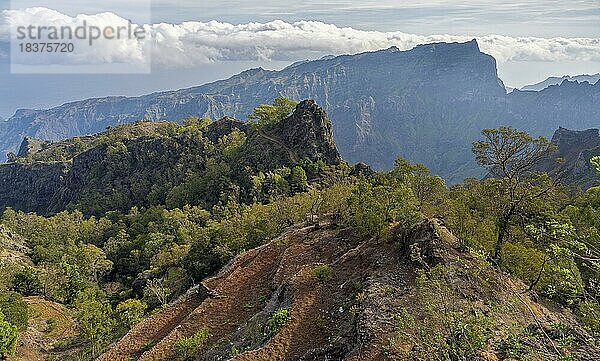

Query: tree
left=60, top=263, right=88, bottom=305
left=183, top=116, right=212, bottom=130
left=219, top=129, right=246, bottom=160
left=115, top=299, right=147, bottom=329
left=345, top=180, right=388, bottom=239
left=472, top=127, right=557, bottom=263
left=289, top=166, right=308, bottom=193
left=78, top=244, right=113, bottom=283
left=144, top=278, right=171, bottom=308
left=592, top=156, right=600, bottom=175
left=248, top=97, right=298, bottom=128
left=393, top=158, right=445, bottom=213
left=0, top=311, right=19, bottom=359
left=11, top=267, right=42, bottom=296
left=521, top=220, right=586, bottom=303
left=74, top=288, right=117, bottom=359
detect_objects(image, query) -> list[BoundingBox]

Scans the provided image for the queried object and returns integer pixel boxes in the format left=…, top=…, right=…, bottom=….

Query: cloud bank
left=1, top=7, right=599, bottom=68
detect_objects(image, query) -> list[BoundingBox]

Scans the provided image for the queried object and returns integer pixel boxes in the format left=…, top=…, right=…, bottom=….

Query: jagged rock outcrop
left=2, top=40, right=599, bottom=182
left=521, top=74, right=600, bottom=91
left=203, top=117, right=248, bottom=143
left=537, top=127, right=600, bottom=189
left=17, top=137, right=44, bottom=157
left=349, top=162, right=375, bottom=178
left=270, top=100, right=341, bottom=166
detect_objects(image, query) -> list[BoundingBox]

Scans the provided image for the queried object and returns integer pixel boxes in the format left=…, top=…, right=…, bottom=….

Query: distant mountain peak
left=415, top=39, right=480, bottom=52
left=521, top=73, right=600, bottom=91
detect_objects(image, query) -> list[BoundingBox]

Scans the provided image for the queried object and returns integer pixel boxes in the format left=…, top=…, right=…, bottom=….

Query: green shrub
left=312, top=265, right=332, bottom=282
left=116, top=299, right=147, bottom=329
left=0, top=311, right=19, bottom=358
left=267, top=308, right=291, bottom=337
left=248, top=97, right=298, bottom=128
left=174, top=328, right=211, bottom=361
left=0, top=291, right=28, bottom=330
left=577, top=300, right=600, bottom=334
left=391, top=265, right=494, bottom=360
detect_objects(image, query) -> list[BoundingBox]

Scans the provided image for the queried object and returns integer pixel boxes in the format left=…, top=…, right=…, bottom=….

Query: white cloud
left=1, top=7, right=599, bottom=68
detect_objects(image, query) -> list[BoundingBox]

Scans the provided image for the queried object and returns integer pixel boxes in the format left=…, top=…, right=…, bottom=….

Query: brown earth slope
left=99, top=218, right=600, bottom=361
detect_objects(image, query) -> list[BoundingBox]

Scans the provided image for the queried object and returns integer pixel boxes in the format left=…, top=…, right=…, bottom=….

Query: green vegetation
left=74, top=288, right=118, bottom=359
left=0, top=292, right=28, bottom=330
left=115, top=299, right=147, bottom=329
left=472, top=127, right=557, bottom=263
left=593, top=156, right=600, bottom=175
left=174, top=328, right=211, bottom=361
left=392, top=265, right=493, bottom=360
left=0, top=311, right=19, bottom=358
left=11, top=267, right=42, bottom=296
left=1, top=121, right=600, bottom=358
left=248, top=97, right=298, bottom=128
left=312, top=265, right=332, bottom=282
left=267, top=308, right=291, bottom=337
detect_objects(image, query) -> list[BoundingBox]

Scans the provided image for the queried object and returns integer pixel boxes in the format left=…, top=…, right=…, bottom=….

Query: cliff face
left=0, top=162, right=68, bottom=212
left=2, top=40, right=599, bottom=182
left=17, top=137, right=44, bottom=157
left=538, top=127, right=600, bottom=189
left=0, top=101, right=341, bottom=215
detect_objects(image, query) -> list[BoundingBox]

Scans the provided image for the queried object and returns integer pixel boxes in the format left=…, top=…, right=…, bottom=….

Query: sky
left=0, top=0, right=598, bottom=118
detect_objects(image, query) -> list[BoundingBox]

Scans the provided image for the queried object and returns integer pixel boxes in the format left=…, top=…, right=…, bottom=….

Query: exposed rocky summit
left=1, top=40, right=599, bottom=182
left=538, top=127, right=600, bottom=189
left=276, top=100, right=341, bottom=166
left=17, top=137, right=44, bottom=157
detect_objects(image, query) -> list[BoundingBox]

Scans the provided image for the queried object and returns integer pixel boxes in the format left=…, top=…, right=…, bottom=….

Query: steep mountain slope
left=537, top=127, right=600, bottom=189
left=0, top=100, right=341, bottom=215
left=2, top=40, right=599, bottom=182
left=99, top=218, right=599, bottom=361
left=522, top=74, right=600, bottom=91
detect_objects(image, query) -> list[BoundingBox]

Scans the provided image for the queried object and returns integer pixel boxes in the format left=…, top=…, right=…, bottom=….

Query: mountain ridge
left=2, top=40, right=599, bottom=183
left=0, top=100, right=341, bottom=216
left=98, top=217, right=600, bottom=360
left=521, top=74, right=600, bottom=91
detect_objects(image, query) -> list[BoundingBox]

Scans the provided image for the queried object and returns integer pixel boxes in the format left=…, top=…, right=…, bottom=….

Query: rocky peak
left=17, top=137, right=44, bottom=157
left=536, top=127, right=600, bottom=189
left=551, top=127, right=600, bottom=159
left=273, top=100, right=342, bottom=165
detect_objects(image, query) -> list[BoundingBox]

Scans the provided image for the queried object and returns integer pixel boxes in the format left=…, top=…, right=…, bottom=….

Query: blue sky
left=29, top=0, right=598, bottom=37
left=0, top=0, right=598, bottom=118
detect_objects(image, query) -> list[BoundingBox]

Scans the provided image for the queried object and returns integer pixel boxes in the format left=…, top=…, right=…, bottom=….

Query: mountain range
left=2, top=40, right=599, bottom=183
left=2, top=98, right=597, bottom=217
left=521, top=74, right=600, bottom=91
